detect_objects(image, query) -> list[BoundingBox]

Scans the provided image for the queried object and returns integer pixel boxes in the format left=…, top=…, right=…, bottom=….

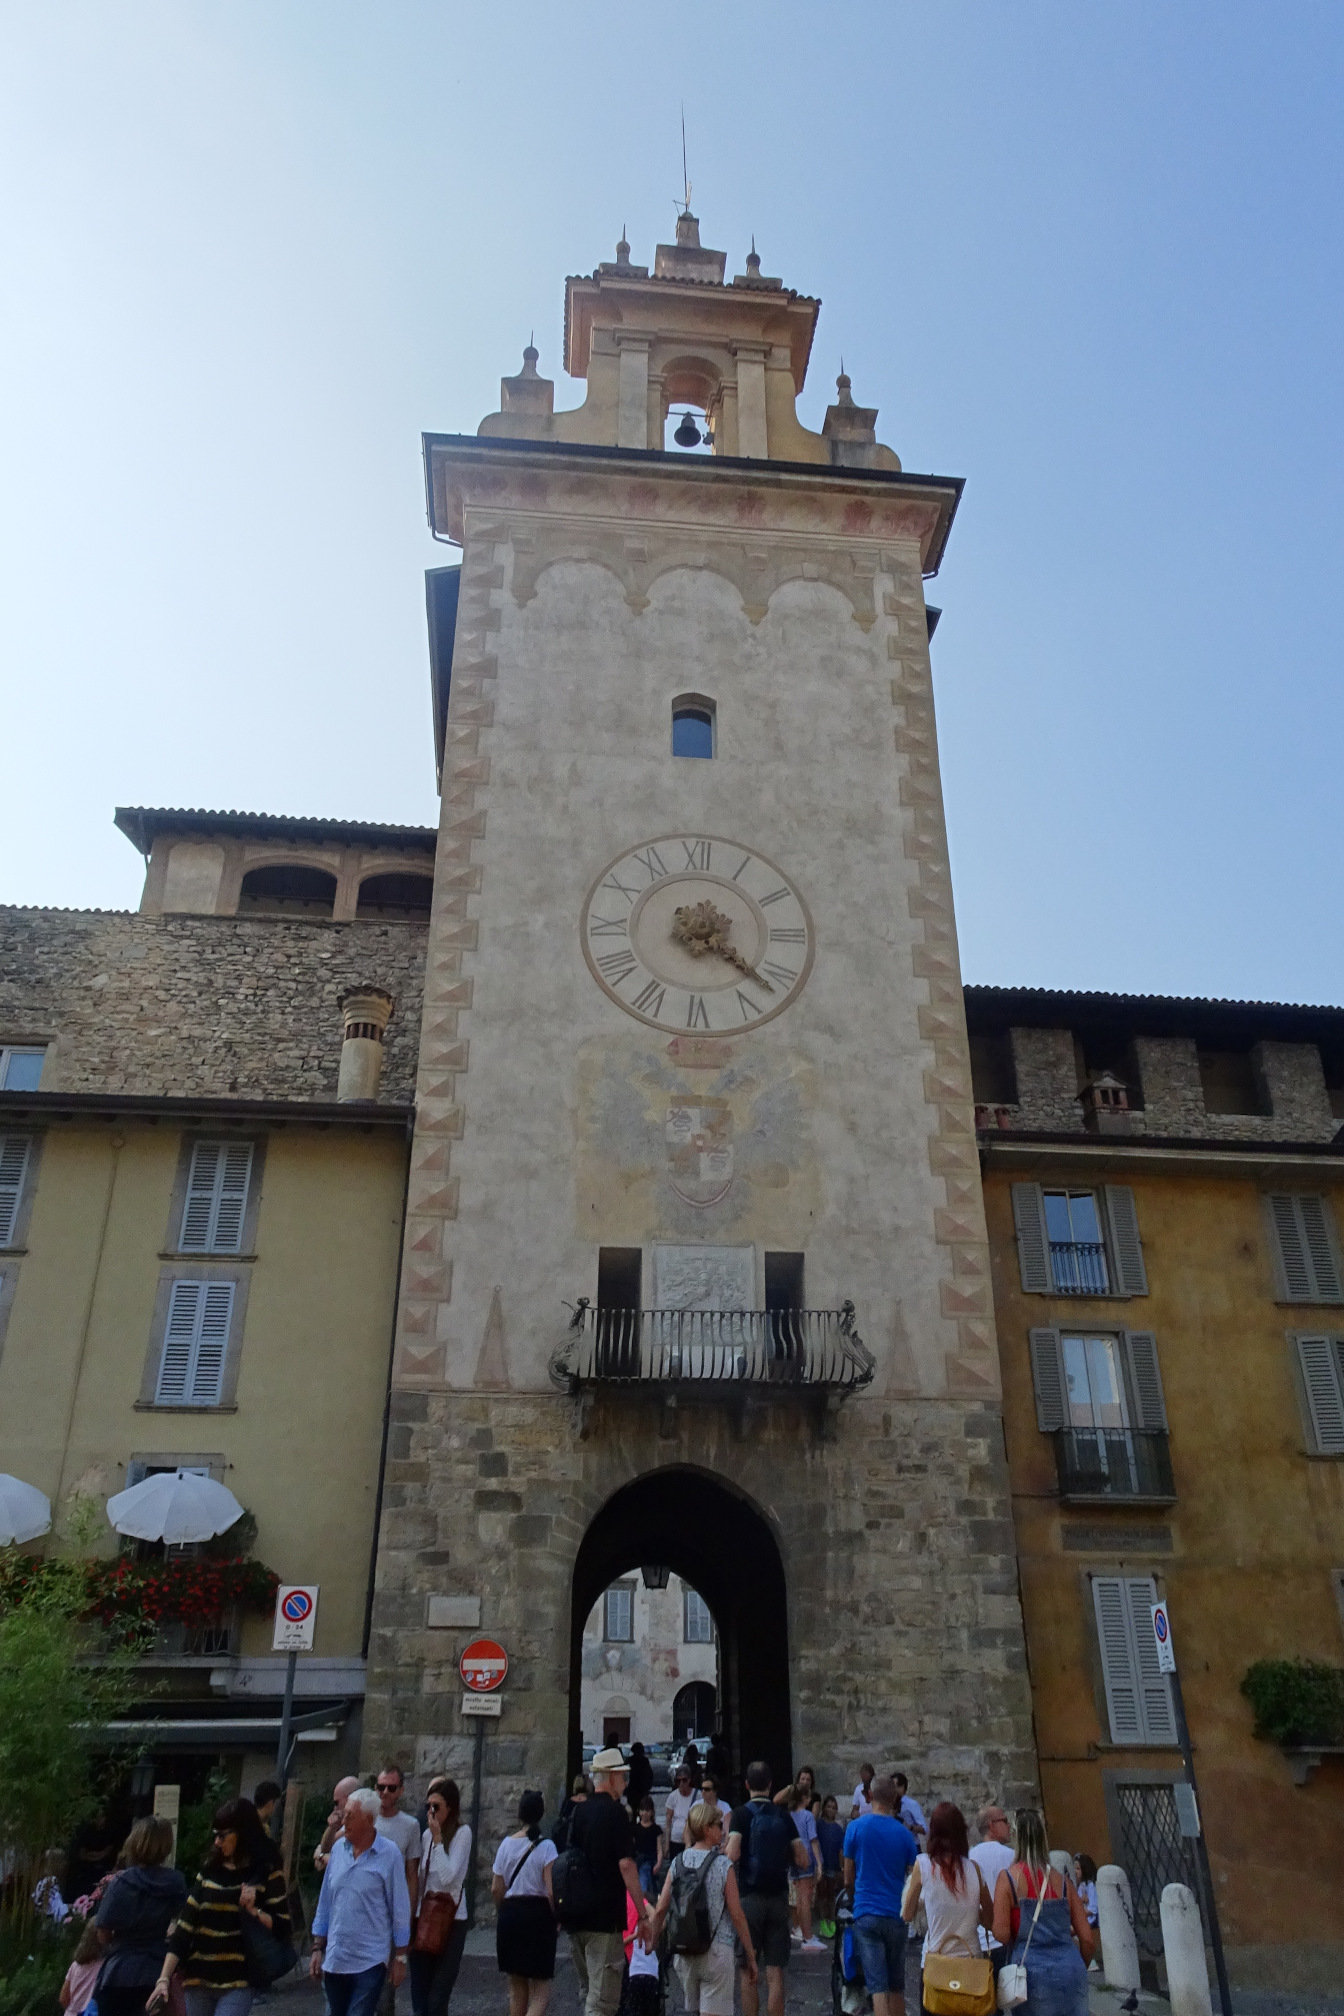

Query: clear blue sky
left=2, top=3, right=1341, bottom=1003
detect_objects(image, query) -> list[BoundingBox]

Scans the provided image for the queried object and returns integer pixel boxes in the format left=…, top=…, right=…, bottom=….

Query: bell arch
left=569, top=1465, right=791, bottom=1790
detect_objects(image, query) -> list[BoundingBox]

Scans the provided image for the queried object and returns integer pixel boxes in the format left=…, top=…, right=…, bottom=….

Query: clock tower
left=366, top=215, right=1038, bottom=1819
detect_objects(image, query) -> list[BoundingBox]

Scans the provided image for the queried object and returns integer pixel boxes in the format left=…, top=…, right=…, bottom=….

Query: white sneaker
left=801, top=1938, right=826, bottom=1953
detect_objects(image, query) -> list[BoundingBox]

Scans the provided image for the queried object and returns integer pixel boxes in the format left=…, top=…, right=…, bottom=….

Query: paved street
left=267, top=1937, right=1344, bottom=2016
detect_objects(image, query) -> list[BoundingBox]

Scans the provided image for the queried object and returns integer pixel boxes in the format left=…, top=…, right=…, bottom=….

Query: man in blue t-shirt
left=842, top=1774, right=918, bottom=2016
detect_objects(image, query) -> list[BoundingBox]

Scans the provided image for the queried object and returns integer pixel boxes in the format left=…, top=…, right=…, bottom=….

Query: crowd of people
left=41, top=1749, right=1102, bottom=2016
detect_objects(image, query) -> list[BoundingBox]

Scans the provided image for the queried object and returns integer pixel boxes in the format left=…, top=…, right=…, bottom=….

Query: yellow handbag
left=922, top=1952, right=996, bottom=2016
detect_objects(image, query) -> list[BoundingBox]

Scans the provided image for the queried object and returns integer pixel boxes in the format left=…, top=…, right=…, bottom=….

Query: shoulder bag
left=921, top=1862, right=994, bottom=2016
left=996, top=1872, right=1047, bottom=2011
left=240, top=1900, right=298, bottom=1987
left=413, top=1837, right=460, bottom=1957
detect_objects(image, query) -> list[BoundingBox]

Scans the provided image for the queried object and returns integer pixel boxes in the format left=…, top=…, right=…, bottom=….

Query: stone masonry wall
left=0, top=908, right=427, bottom=1103
left=1002, top=1023, right=1337, bottom=1144
left=364, top=1390, right=1039, bottom=1862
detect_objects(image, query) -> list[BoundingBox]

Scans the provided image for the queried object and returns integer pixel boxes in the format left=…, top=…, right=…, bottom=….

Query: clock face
left=581, top=835, right=814, bottom=1035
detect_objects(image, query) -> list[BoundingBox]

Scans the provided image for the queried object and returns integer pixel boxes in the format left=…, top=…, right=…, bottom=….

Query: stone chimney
left=337, top=987, right=395, bottom=1102
left=1078, top=1071, right=1132, bottom=1134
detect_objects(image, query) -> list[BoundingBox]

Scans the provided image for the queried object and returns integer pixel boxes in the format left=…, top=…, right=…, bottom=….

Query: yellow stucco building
left=970, top=985, right=1344, bottom=1989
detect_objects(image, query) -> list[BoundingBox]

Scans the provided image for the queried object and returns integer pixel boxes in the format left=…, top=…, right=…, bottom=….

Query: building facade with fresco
left=0, top=220, right=1340, bottom=1989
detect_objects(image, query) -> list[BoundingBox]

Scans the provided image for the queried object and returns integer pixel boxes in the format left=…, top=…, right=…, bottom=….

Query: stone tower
left=364, top=215, right=1037, bottom=1824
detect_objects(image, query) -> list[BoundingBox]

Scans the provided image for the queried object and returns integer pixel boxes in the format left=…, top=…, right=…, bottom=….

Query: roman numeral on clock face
left=589, top=915, right=628, bottom=937
left=601, top=872, right=641, bottom=902
left=632, top=845, right=668, bottom=882
left=632, top=979, right=666, bottom=1017
left=769, top=926, right=806, bottom=944
left=736, top=989, right=764, bottom=1021
left=758, top=886, right=790, bottom=906
left=595, top=951, right=638, bottom=985
left=762, top=962, right=798, bottom=989
left=680, top=839, right=712, bottom=871
left=685, top=995, right=710, bottom=1030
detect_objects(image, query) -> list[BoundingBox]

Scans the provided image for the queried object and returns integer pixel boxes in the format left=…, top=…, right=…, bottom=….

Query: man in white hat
left=563, top=1747, right=652, bottom=2016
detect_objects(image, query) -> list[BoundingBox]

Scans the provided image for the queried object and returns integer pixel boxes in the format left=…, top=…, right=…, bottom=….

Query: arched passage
left=569, top=1468, right=791, bottom=1792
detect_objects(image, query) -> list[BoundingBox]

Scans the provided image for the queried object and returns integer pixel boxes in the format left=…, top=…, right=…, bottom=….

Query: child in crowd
left=633, top=1798, right=661, bottom=1897
left=815, top=1794, right=845, bottom=1939
left=619, top=1887, right=660, bottom=2016
left=1075, top=1854, right=1100, bottom=1925
left=60, top=1921, right=104, bottom=2015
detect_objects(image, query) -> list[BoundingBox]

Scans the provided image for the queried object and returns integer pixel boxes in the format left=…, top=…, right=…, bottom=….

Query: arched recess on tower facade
left=568, top=1467, right=791, bottom=1791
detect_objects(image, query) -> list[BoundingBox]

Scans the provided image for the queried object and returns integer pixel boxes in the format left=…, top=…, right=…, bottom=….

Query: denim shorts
left=851, top=1914, right=908, bottom=1993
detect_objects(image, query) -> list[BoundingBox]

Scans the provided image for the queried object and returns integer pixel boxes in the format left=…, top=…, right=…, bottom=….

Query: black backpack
left=742, top=1802, right=794, bottom=1894
left=550, top=1843, right=601, bottom=1929
left=662, top=1849, right=722, bottom=1956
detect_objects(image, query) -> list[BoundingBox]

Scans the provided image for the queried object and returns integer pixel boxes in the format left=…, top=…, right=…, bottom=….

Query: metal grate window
left=1110, top=1782, right=1200, bottom=1957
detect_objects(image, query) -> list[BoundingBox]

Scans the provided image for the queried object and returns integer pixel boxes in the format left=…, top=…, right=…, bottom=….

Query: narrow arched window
left=672, top=698, right=715, bottom=759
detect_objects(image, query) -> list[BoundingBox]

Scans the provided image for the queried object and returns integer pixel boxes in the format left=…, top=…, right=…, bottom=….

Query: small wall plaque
left=428, top=1595, right=482, bottom=1630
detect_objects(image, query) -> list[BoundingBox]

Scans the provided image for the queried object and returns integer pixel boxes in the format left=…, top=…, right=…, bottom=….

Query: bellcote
left=476, top=216, right=901, bottom=470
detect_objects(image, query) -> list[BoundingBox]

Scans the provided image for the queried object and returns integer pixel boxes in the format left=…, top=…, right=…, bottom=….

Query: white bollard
left=1097, top=1864, right=1141, bottom=1994
left=1161, top=1883, right=1212, bottom=2016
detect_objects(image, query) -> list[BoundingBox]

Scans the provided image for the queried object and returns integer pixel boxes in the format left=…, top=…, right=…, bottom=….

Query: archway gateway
left=569, top=1468, right=791, bottom=1790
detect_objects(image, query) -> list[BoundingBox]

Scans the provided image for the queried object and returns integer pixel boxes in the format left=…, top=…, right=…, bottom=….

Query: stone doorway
left=568, top=1466, right=791, bottom=1791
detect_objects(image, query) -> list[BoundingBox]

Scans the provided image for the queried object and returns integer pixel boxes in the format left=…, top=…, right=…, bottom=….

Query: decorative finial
left=616, top=226, right=631, bottom=267
left=745, top=236, right=761, bottom=276
left=836, top=361, right=853, bottom=405
left=521, top=338, right=539, bottom=376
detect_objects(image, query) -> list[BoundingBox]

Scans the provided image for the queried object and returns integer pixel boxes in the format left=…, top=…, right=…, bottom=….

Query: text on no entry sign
left=459, top=1637, right=508, bottom=1692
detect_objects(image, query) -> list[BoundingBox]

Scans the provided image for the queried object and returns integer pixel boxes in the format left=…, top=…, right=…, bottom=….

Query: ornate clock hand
left=669, top=901, right=774, bottom=992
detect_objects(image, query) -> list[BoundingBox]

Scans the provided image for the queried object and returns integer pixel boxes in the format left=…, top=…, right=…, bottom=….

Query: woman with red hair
left=900, top=1802, right=992, bottom=2013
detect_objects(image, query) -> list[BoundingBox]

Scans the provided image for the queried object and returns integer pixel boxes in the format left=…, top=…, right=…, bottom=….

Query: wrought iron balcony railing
left=150, top=1613, right=240, bottom=1660
left=550, top=1302, right=874, bottom=1396
left=1048, top=1240, right=1110, bottom=1295
left=1054, top=1428, right=1174, bottom=1503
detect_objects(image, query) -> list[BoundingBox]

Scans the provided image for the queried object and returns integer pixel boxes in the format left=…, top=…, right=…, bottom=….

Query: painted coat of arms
left=666, top=1098, right=734, bottom=1207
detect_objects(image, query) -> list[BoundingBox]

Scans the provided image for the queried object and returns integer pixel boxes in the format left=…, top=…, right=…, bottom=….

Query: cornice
left=423, top=434, right=962, bottom=579
left=978, top=1130, right=1344, bottom=1180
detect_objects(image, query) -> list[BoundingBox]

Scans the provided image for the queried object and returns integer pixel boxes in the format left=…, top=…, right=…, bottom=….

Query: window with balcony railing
left=1054, top=1427, right=1174, bottom=1502
left=1044, top=1192, right=1110, bottom=1294
left=551, top=1302, right=873, bottom=1396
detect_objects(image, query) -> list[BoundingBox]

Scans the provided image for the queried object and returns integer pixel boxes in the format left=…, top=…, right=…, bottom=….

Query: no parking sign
left=273, top=1584, right=319, bottom=1652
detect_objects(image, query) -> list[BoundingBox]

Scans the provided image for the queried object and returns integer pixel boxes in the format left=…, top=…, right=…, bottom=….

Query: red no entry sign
left=459, top=1637, right=508, bottom=1692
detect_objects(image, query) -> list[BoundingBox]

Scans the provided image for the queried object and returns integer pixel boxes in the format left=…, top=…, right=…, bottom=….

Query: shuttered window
left=604, top=1584, right=634, bottom=1641
left=0, top=1135, right=33, bottom=1248
left=179, top=1142, right=253, bottom=1254
left=1294, top=1336, right=1344, bottom=1455
left=154, top=1280, right=235, bottom=1406
left=1268, top=1195, right=1342, bottom=1304
left=1091, top=1574, right=1177, bottom=1746
left=1013, top=1182, right=1147, bottom=1297
left=1030, top=1327, right=1167, bottom=1432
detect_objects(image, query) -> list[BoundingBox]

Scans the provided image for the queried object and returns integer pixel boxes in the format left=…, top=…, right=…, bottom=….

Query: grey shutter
left=1092, top=1576, right=1144, bottom=1743
left=1029, top=1327, right=1067, bottom=1431
left=1126, top=1576, right=1178, bottom=1744
left=1269, top=1194, right=1342, bottom=1303
left=1295, top=1335, right=1344, bottom=1454
left=155, top=1279, right=234, bottom=1406
left=211, top=1145, right=253, bottom=1253
left=1104, top=1185, right=1148, bottom=1297
left=1013, top=1183, right=1051, bottom=1293
left=191, top=1283, right=234, bottom=1402
left=0, top=1135, right=32, bottom=1247
left=1122, top=1331, right=1168, bottom=1431
left=157, top=1282, right=203, bottom=1402
left=1092, top=1573, right=1177, bottom=1746
left=180, top=1142, right=253, bottom=1254
left=1298, top=1197, right=1342, bottom=1301
left=180, top=1144, right=221, bottom=1251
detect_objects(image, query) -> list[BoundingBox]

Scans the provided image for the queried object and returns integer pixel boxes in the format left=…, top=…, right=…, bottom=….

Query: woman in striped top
left=150, top=1798, right=290, bottom=2016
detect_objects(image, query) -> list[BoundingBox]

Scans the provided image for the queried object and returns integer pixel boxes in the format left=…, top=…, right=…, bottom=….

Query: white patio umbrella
left=0, top=1473, right=53, bottom=1545
left=106, top=1470, right=244, bottom=1545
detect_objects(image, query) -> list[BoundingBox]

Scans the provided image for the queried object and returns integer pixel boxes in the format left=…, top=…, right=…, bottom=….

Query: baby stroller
left=830, top=1886, right=868, bottom=2016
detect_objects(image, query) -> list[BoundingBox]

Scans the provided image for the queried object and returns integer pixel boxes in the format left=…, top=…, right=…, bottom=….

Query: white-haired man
left=563, top=1747, right=651, bottom=2016
left=315, top=1774, right=362, bottom=1873
left=310, top=1786, right=411, bottom=2016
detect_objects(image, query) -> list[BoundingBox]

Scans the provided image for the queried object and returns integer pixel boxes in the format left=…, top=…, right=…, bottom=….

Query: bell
left=673, top=410, right=702, bottom=448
